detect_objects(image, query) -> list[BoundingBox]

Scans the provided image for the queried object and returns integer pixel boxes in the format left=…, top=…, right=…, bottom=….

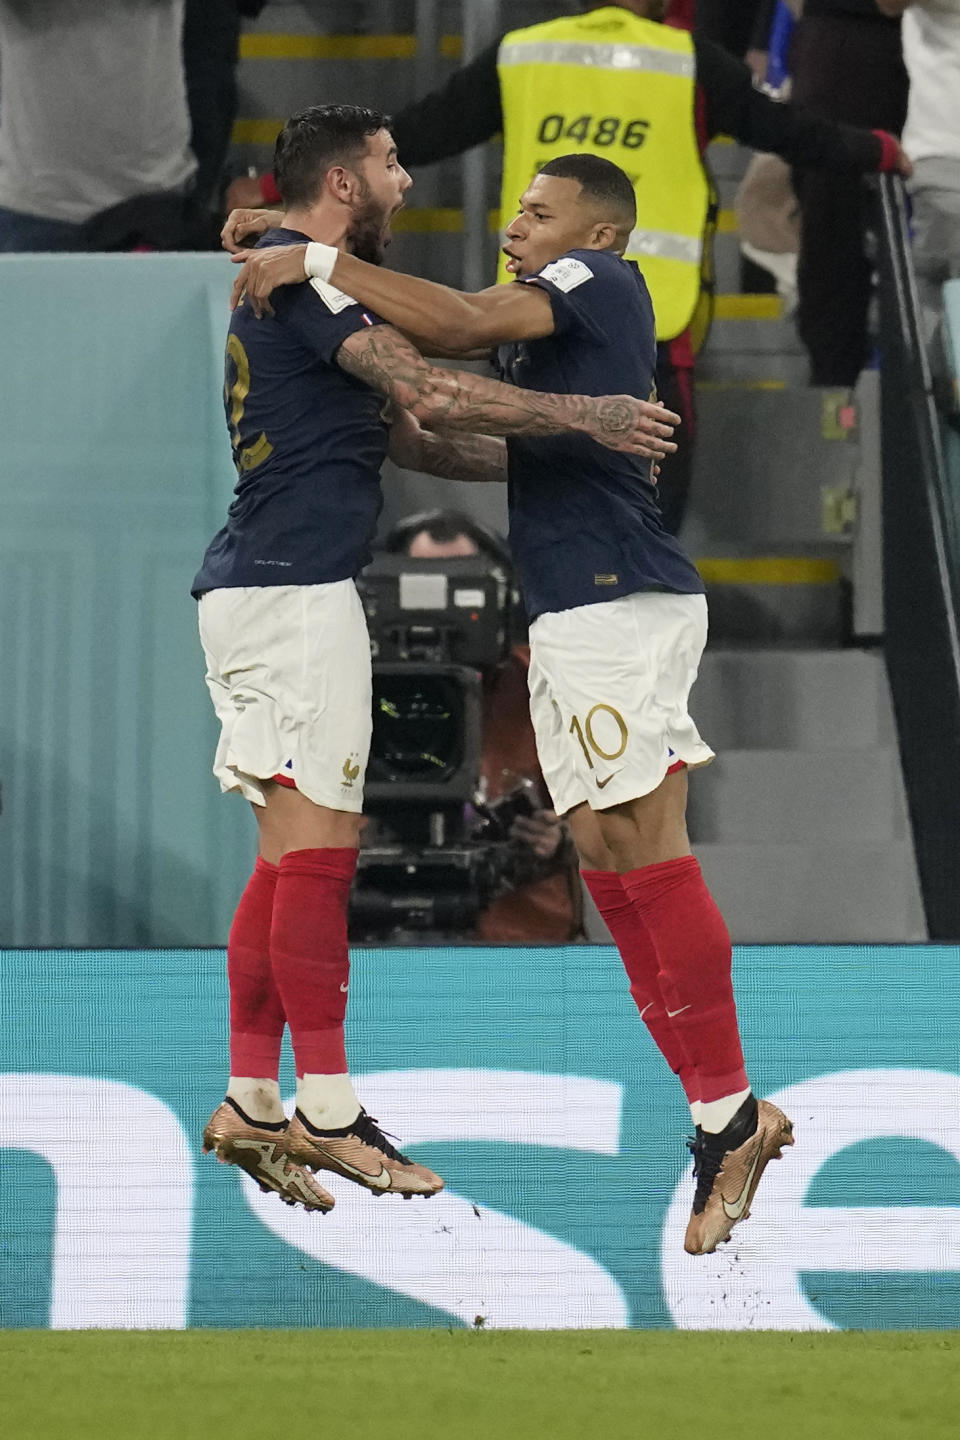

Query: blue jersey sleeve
left=521, top=250, right=609, bottom=343
left=523, top=250, right=657, bottom=369
left=280, top=277, right=388, bottom=367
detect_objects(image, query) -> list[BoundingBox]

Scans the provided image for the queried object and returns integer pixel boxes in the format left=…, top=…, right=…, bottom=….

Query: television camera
left=350, top=551, right=532, bottom=940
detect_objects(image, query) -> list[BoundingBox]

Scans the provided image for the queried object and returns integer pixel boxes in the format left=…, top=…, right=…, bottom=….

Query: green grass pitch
left=2, top=1330, right=959, bottom=1440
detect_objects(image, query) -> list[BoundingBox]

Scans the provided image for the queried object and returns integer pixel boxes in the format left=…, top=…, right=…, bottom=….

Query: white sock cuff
left=297, top=1072, right=361, bottom=1130
left=226, top=1077, right=284, bottom=1123
left=699, top=1087, right=752, bottom=1135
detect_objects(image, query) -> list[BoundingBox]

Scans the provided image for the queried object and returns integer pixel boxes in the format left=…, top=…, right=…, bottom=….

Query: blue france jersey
left=497, top=249, right=704, bottom=620
left=192, top=229, right=390, bottom=596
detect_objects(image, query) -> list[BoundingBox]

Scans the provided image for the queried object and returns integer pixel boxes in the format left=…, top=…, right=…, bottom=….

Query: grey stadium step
left=696, top=352, right=810, bottom=387
left=583, top=649, right=926, bottom=944
left=687, top=749, right=909, bottom=846
left=690, top=649, right=896, bottom=752
left=686, top=648, right=925, bottom=942
left=695, top=840, right=926, bottom=944
left=697, top=572, right=846, bottom=646
left=689, top=386, right=859, bottom=550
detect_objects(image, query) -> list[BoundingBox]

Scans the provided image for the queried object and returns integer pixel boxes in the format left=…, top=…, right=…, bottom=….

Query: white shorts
left=528, top=591, right=714, bottom=815
left=198, top=582, right=372, bottom=812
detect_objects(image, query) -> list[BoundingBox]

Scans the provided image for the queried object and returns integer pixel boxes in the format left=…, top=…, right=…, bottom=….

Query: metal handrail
left=876, top=173, right=960, bottom=661
left=875, top=171, right=960, bottom=938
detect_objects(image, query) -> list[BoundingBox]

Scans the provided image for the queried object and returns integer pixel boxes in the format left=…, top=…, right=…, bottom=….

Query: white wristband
left=304, top=241, right=338, bottom=282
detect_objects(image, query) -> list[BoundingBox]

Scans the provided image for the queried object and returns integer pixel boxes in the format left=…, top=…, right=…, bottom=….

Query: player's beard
left=348, top=179, right=392, bottom=266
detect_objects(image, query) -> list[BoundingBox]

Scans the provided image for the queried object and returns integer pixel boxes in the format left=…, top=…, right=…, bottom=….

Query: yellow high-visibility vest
left=497, top=6, right=709, bottom=341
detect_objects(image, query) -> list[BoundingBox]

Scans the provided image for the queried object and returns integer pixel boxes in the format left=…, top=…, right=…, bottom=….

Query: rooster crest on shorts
left=342, top=755, right=361, bottom=787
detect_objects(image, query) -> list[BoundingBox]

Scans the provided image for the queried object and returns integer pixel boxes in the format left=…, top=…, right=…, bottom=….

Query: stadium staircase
left=683, top=138, right=925, bottom=942
left=235, top=5, right=927, bottom=943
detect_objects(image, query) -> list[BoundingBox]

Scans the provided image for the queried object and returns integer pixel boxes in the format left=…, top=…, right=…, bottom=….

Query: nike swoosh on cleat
left=721, top=1137, right=764, bottom=1221
left=315, top=1146, right=392, bottom=1190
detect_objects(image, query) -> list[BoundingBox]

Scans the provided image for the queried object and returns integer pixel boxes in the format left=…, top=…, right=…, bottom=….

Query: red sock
left=270, top=847, right=357, bottom=1076
left=621, top=857, right=749, bottom=1104
left=583, top=869, right=700, bottom=1105
left=228, top=856, right=286, bottom=1078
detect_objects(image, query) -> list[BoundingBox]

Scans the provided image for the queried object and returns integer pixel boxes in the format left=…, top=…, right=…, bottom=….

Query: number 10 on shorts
left=569, top=703, right=629, bottom=769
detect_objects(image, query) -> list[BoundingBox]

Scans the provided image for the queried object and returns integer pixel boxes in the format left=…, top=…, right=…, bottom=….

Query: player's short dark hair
left=538, top=154, right=637, bottom=229
left=274, top=104, right=391, bottom=208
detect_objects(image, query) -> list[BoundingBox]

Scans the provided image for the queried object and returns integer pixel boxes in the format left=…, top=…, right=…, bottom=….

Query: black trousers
left=695, top=0, right=768, bottom=58
left=183, top=0, right=243, bottom=216
left=790, top=16, right=908, bottom=386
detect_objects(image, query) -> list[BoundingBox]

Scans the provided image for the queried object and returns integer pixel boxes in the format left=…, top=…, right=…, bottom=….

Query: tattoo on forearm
left=421, top=431, right=507, bottom=483
left=339, top=326, right=602, bottom=440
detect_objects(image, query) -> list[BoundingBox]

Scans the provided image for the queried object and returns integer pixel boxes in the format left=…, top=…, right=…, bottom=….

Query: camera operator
left=381, top=510, right=583, bottom=944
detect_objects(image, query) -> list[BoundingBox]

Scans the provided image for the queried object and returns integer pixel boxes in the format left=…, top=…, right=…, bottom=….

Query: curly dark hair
left=273, top=104, right=391, bottom=209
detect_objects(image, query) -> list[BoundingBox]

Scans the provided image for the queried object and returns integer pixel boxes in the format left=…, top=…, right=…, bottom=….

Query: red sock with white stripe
left=582, top=869, right=701, bottom=1109
left=620, top=856, right=750, bottom=1132
left=225, top=856, right=286, bottom=1121
left=270, top=847, right=362, bottom=1128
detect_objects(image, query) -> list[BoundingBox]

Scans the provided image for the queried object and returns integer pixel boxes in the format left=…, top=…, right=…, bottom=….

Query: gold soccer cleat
left=203, top=1098, right=335, bottom=1213
left=285, top=1107, right=444, bottom=1198
left=684, top=1097, right=794, bottom=1256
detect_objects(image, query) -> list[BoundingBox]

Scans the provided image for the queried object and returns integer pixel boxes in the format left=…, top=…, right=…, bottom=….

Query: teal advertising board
left=1, top=944, right=958, bottom=1330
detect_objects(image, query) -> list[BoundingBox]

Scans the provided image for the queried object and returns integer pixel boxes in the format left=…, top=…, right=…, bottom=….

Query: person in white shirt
left=0, top=0, right=197, bottom=251
left=879, top=0, right=960, bottom=350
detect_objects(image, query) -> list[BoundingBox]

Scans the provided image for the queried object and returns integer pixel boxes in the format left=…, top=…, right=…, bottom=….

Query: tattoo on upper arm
left=337, top=325, right=431, bottom=405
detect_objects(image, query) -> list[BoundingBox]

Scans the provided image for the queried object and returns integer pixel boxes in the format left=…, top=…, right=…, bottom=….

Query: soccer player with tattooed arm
left=227, top=0, right=910, bottom=531
left=196, top=104, right=678, bottom=1217
left=225, top=138, right=793, bottom=1254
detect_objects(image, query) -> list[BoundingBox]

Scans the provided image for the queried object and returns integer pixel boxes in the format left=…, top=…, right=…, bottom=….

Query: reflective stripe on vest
left=627, top=228, right=702, bottom=266
left=496, top=8, right=708, bottom=341
left=498, top=40, right=695, bottom=79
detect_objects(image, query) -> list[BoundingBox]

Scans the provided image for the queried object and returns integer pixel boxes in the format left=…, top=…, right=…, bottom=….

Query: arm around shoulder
left=328, top=251, right=557, bottom=350
left=336, top=324, right=681, bottom=459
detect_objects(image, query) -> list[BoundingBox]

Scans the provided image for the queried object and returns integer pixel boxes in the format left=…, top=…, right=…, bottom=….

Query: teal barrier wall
left=2, top=943, right=958, bottom=1331
left=0, top=254, right=254, bottom=945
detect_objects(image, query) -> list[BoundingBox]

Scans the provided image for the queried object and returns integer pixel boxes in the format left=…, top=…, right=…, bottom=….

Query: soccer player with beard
left=224, top=151, right=794, bottom=1255
left=196, top=107, right=679, bottom=1214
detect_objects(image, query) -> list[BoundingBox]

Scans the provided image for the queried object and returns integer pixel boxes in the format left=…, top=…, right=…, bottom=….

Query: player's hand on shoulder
left=229, top=243, right=309, bottom=316
left=221, top=206, right=284, bottom=254
left=587, top=396, right=680, bottom=459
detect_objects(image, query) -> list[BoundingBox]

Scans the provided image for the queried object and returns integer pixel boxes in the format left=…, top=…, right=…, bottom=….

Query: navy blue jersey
left=192, top=229, right=390, bottom=596
left=497, top=248, right=704, bottom=620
